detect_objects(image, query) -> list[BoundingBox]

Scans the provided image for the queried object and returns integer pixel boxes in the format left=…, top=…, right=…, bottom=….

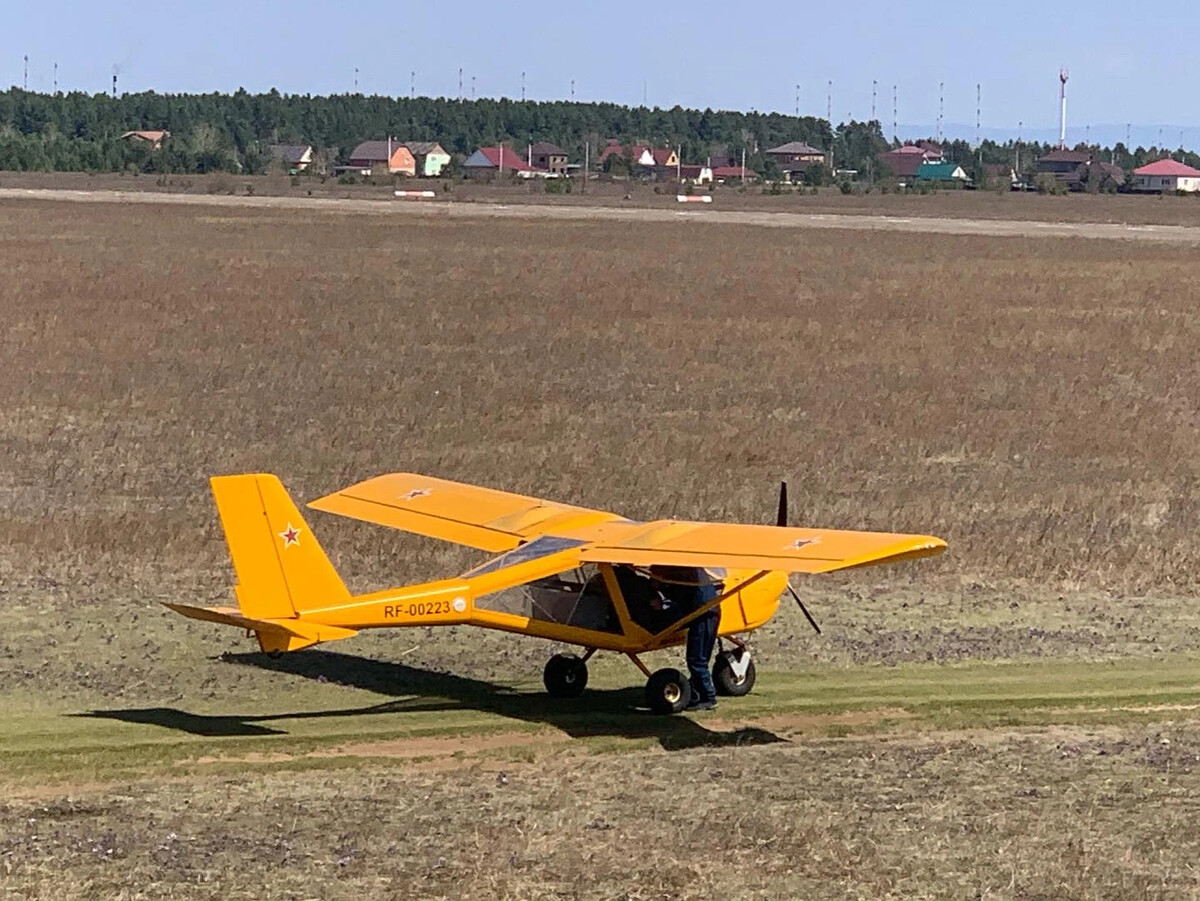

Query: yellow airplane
left=168, top=473, right=945, bottom=714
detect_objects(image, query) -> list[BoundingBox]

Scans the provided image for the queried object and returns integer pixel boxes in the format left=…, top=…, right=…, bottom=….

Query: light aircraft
left=168, top=473, right=945, bottom=714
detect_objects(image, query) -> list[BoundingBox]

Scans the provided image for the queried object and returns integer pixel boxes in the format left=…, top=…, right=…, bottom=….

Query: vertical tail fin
left=211, top=474, right=350, bottom=620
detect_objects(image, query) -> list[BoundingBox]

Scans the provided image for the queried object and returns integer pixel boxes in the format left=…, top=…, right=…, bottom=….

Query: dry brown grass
left=2, top=196, right=1200, bottom=701
left=4, top=198, right=1199, bottom=589
left=4, top=724, right=1200, bottom=899
left=4, top=197, right=1200, bottom=899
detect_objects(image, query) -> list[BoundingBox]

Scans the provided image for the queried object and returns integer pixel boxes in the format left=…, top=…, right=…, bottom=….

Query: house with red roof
left=879, top=144, right=941, bottom=179
left=598, top=141, right=678, bottom=175
left=121, top=130, right=170, bottom=151
left=712, top=165, right=758, bottom=183
left=346, top=140, right=417, bottom=175
left=462, top=146, right=535, bottom=178
left=1132, top=158, right=1200, bottom=193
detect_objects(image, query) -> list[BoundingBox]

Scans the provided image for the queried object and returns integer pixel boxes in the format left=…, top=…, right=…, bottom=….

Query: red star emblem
left=279, top=523, right=302, bottom=547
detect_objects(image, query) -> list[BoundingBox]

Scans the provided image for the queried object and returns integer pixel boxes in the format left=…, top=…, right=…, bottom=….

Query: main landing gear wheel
left=543, top=653, right=588, bottom=698
left=645, top=667, right=692, bottom=715
left=713, top=649, right=756, bottom=697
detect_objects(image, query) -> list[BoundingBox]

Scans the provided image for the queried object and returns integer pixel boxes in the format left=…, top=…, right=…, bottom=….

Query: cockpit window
left=464, top=535, right=588, bottom=577
left=474, top=564, right=622, bottom=634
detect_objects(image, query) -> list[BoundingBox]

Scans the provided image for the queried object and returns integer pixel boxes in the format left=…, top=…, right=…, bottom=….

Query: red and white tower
left=1058, top=68, right=1069, bottom=150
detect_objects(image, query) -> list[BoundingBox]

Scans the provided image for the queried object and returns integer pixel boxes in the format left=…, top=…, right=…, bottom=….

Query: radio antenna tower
left=975, top=83, right=981, bottom=147
left=826, top=80, right=832, bottom=124
left=1058, top=68, right=1069, bottom=149
left=871, top=80, right=877, bottom=121
left=892, top=84, right=897, bottom=142
left=937, top=82, right=944, bottom=142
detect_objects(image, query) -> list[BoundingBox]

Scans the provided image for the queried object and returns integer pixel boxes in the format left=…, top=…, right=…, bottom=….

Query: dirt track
left=7, top=186, right=1200, bottom=243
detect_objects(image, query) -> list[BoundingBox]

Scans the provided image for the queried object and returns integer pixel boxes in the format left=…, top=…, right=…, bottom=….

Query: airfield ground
left=3, top=194, right=1200, bottom=898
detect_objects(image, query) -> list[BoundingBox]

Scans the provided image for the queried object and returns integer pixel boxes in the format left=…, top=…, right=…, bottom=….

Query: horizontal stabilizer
left=164, top=602, right=358, bottom=653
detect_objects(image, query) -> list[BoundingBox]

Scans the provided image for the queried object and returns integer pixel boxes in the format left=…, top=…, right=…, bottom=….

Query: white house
left=1132, top=159, right=1200, bottom=193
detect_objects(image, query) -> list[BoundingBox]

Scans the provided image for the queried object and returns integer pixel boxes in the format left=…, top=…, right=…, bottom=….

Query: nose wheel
left=713, top=647, right=756, bottom=697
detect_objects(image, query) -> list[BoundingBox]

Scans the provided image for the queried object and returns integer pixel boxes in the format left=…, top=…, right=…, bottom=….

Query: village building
left=711, top=165, right=757, bottom=183
left=121, top=130, right=170, bottom=151
left=1035, top=149, right=1125, bottom=191
left=765, top=141, right=825, bottom=167
left=528, top=142, right=568, bottom=174
left=598, top=142, right=678, bottom=174
left=269, top=144, right=313, bottom=173
left=345, top=140, right=417, bottom=176
left=401, top=142, right=451, bottom=177
left=879, top=144, right=942, bottom=179
left=677, top=164, right=713, bottom=184
left=915, top=161, right=970, bottom=185
left=461, top=146, right=535, bottom=178
left=1131, top=158, right=1200, bottom=193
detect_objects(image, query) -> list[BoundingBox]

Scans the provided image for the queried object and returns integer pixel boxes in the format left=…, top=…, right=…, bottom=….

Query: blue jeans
left=686, top=608, right=720, bottom=703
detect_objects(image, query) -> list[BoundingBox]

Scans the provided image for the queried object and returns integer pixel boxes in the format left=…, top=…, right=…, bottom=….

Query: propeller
left=775, top=480, right=822, bottom=635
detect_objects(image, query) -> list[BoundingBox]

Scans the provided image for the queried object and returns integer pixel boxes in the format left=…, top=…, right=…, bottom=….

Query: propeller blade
left=776, top=481, right=788, bottom=528
left=788, top=584, right=822, bottom=635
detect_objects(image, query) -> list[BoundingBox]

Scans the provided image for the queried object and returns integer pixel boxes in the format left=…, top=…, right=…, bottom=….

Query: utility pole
left=23, top=55, right=28, bottom=91
left=583, top=141, right=588, bottom=193
left=826, top=80, right=832, bottom=124
left=471, top=75, right=476, bottom=99
left=459, top=67, right=463, bottom=101
left=871, top=80, right=877, bottom=122
left=795, top=83, right=800, bottom=118
left=410, top=71, right=415, bottom=99
left=521, top=71, right=525, bottom=102
left=354, top=67, right=359, bottom=92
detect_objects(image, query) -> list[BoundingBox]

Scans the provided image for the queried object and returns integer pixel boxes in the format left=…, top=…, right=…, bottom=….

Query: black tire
left=543, top=653, right=588, bottom=698
left=713, top=651, right=756, bottom=697
left=645, top=668, right=692, bottom=715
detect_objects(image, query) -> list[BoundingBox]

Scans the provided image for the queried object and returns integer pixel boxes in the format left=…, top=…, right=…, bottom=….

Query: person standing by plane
left=649, top=566, right=721, bottom=711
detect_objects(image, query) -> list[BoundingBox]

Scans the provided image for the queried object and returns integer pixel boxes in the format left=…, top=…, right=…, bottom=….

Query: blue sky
left=4, top=0, right=1196, bottom=140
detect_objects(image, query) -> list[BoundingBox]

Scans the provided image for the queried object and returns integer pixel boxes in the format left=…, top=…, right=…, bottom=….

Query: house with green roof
left=915, top=161, right=969, bottom=185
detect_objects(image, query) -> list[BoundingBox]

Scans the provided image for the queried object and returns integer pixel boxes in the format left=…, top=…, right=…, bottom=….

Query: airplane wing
left=576, top=521, right=946, bottom=574
left=307, top=473, right=624, bottom=553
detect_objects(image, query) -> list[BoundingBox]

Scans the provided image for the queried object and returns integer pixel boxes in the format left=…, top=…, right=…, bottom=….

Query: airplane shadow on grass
left=77, top=650, right=786, bottom=752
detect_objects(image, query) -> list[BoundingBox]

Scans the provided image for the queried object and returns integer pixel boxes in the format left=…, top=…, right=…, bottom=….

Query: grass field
left=3, top=196, right=1200, bottom=898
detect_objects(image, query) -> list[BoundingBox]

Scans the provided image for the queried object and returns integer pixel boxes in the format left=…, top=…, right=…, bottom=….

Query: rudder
left=211, top=474, right=351, bottom=620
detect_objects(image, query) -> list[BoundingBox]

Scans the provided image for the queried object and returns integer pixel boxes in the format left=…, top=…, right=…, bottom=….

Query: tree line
left=0, top=87, right=1195, bottom=179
